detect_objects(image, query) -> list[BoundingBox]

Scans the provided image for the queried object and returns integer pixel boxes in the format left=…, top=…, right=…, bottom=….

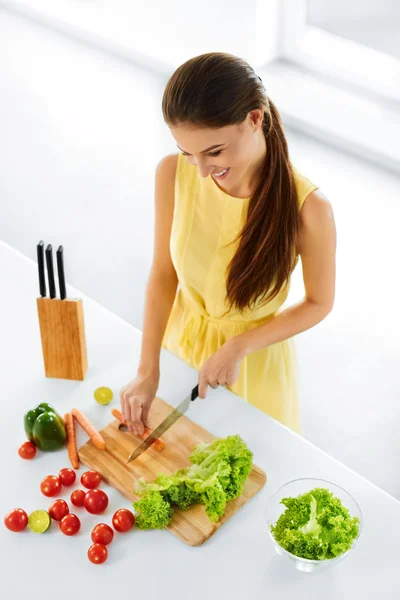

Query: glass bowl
left=265, top=478, right=363, bottom=573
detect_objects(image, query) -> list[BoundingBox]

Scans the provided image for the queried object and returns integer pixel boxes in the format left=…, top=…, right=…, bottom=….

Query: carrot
left=142, top=427, right=165, bottom=452
left=64, top=412, right=80, bottom=469
left=111, top=407, right=125, bottom=423
left=71, top=408, right=106, bottom=450
left=112, top=409, right=165, bottom=452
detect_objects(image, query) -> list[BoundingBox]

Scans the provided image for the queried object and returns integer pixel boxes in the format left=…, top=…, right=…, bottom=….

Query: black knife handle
left=45, top=244, right=56, bottom=299
left=37, top=241, right=46, bottom=297
left=191, top=384, right=199, bottom=401
left=56, top=245, right=67, bottom=300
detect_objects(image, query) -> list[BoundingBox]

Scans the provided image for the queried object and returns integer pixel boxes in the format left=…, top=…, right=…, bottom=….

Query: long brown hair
left=162, top=52, right=299, bottom=315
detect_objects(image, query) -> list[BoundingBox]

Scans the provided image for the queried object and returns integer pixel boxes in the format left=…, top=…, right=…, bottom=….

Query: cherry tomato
left=4, top=508, right=28, bottom=532
left=70, top=490, right=86, bottom=507
left=48, top=499, right=69, bottom=521
left=58, top=468, right=76, bottom=486
left=88, top=543, right=108, bottom=564
left=60, top=514, right=81, bottom=536
left=18, top=441, right=36, bottom=460
left=91, top=523, right=114, bottom=545
left=40, top=475, right=62, bottom=497
left=81, top=471, right=102, bottom=489
left=84, top=489, right=108, bottom=515
left=112, top=509, right=135, bottom=532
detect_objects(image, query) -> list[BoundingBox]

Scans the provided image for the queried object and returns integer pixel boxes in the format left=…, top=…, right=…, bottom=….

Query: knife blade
left=37, top=241, right=46, bottom=297
left=56, top=245, right=67, bottom=300
left=126, top=384, right=199, bottom=464
left=45, top=244, right=56, bottom=299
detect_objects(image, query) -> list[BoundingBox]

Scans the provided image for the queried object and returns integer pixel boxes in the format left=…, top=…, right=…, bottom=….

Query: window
left=280, top=0, right=400, bottom=103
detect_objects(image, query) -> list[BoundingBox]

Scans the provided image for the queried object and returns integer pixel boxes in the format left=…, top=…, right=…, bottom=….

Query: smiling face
left=170, top=108, right=267, bottom=198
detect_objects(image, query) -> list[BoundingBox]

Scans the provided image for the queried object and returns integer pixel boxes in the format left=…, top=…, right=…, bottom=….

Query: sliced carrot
left=71, top=408, right=106, bottom=450
left=151, top=438, right=165, bottom=452
left=64, top=412, right=79, bottom=469
left=142, top=427, right=165, bottom=452
left=112, top=410, right=165, bottom=452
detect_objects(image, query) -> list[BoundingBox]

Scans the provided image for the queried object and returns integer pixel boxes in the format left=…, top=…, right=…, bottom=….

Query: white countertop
left=1, top=239, right=399, bottom=600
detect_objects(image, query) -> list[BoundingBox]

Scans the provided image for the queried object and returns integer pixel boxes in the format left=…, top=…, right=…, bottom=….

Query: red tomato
left=48, top=499, right=69, bottom=521
left=88, top=543, right=108, bottom=564
left=40, top=475, right=62, bottom=497
left=4, top=508, right=28, bottom=532
left=58, top=468, right=76, bottom=486
left=81, top=471, right=102, bottom=489
left=60, top=514, right=81, bottom=536
left=18, top=442, right=36, bottom=460
left=84, top=489, right=108, bottom=515
left=91, top=523, right=114, bottom=545
left=70, top=489, right=86, bottom=507
left=112, top=509, right=135, bottom=532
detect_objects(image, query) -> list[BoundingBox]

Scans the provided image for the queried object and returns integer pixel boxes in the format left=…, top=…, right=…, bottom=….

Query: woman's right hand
left=120, top=372, right=159, bottom=436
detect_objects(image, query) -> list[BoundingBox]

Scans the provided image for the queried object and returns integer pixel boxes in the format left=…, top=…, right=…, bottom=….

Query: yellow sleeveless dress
left=161, top=153, right=319, bottom=434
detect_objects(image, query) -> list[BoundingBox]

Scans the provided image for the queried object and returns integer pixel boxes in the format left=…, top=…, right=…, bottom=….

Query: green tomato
left=94, top=386, right=113, bottom=405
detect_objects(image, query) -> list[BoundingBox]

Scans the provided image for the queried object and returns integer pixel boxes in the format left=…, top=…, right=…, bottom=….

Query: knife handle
left=191, top=384, right=199, bottom=401
left=45, top=244, right=56, bottom=299
left=56, top=245, right=67, bottom=300
left=37, top=241, right=46, bottom=297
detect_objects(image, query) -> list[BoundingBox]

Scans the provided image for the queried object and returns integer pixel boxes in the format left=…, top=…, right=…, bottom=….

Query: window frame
left=279, top=0, right=400, bottom=104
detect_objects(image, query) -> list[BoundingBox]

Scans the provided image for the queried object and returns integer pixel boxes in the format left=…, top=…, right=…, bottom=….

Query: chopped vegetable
left=270, top=487, right=361, bottom=560
left=64, top=413, right=80, bottom=469
left=132, top=434, right=253, bottom=529
left=111, top=408, right=165, bottom=451
left=24, top=403, right=66, bottom=451
left=71, top=408, right=106, bottom=450
left=28, top=510, right=51, bottom=533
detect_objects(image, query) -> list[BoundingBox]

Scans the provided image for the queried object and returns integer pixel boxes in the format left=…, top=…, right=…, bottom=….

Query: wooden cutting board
left=78, top=396, right=267, bottom=546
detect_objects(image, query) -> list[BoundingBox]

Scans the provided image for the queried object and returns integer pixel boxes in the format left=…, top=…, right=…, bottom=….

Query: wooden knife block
left=37, top=297, right=88, bottom=380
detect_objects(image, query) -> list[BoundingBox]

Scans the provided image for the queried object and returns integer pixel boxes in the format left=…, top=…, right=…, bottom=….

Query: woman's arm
left=233, top=189, right=337, bottom=358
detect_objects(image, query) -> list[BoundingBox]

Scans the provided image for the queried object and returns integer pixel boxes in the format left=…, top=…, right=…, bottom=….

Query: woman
left=120, top=52, right=336, bottom=437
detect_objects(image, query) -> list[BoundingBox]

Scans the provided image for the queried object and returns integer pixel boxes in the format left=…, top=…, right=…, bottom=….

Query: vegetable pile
left=4, top=467, right=136, bottom=565
left=270, top=487, right=360, bottom=560
left=132, top=434, right=253, bottom=530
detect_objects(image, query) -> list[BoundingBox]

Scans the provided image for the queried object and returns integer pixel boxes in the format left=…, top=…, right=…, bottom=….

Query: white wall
left=0, top=3, right=280, bottom=329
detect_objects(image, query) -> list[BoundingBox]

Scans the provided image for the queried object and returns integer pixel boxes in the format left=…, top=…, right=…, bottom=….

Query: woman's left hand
left=198, top=338, right=245, bottom=399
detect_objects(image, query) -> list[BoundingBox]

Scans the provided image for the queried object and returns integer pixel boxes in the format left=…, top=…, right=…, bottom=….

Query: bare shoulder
left=156, top=152, right=180, bottom=182
left=301, top=188, right=334, bottom=221
left=298, top=189, right=336, bottom=252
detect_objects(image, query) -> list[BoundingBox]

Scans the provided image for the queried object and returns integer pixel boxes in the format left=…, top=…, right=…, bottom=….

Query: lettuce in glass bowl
left=265, top=478, right=363, bottom=572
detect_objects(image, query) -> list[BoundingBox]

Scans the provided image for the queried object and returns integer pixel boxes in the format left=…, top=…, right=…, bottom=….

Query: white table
left=1, top=240, right=399, bottom=600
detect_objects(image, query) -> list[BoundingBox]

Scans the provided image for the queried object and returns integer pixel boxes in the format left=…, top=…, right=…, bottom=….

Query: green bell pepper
left=24, top=403, right=66, bottom=451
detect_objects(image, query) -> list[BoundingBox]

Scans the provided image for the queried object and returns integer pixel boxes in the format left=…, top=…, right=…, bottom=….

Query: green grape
left=94, top=386, right=113, bottom=405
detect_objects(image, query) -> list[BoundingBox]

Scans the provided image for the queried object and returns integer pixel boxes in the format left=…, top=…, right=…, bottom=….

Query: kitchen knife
left=45, top=244, right=56, bottom=299
left=37, top=241, right=46, bottom=297
left=126, top=384, right=199, bottom=464
left=56, top=245, right=67, bottom=300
